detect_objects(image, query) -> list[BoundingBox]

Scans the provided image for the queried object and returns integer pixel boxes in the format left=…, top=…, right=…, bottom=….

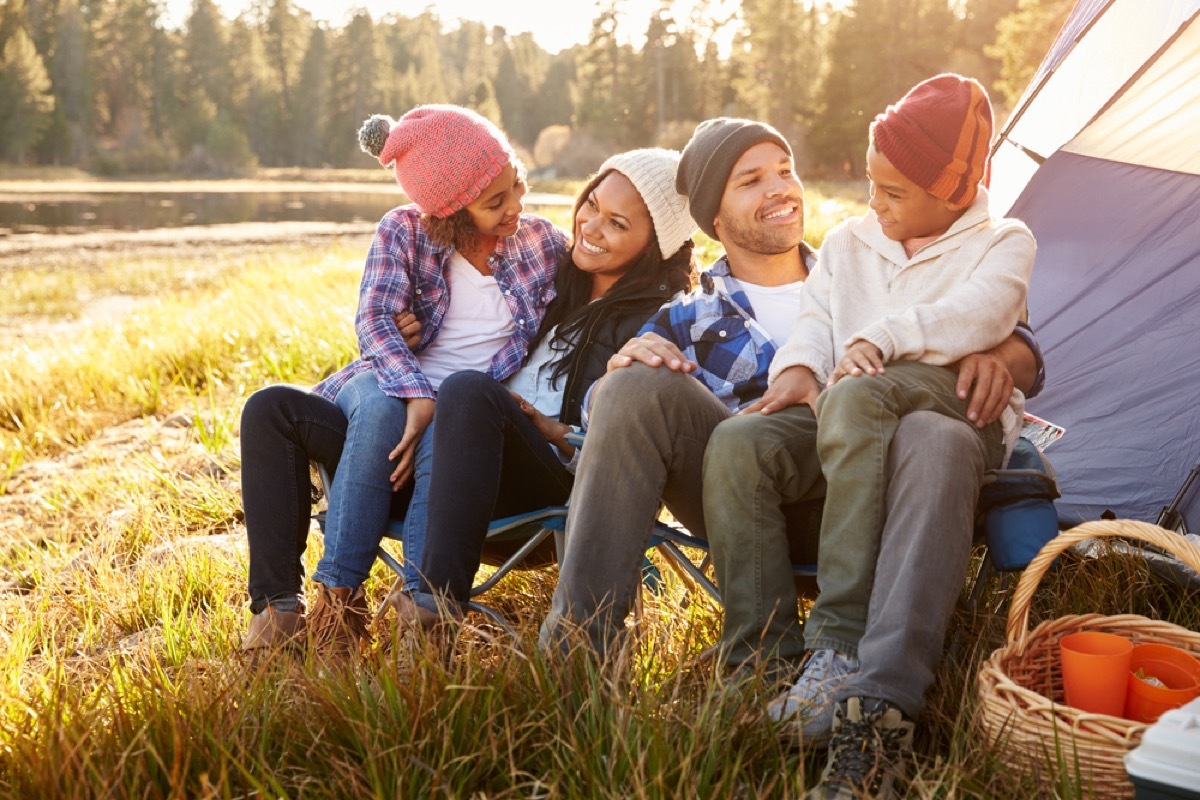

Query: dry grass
left=3, top=195, right=1196, bottom=798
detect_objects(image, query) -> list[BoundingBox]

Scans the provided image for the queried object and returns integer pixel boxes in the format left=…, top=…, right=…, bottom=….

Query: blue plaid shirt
left=314, top=206, right=568, bottom=401
left=636, top=245, right=819, bottom=412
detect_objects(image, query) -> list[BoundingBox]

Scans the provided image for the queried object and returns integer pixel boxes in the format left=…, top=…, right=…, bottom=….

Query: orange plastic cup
left=1124, top=643, right=1200, bottom=723
left=1059, top=631, right=1133, bottom=716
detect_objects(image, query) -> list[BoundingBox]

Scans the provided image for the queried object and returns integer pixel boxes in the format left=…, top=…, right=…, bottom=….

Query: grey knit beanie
left=676, top=118, right=792, bottom=241
left=598, top=148, right=696, bottom=259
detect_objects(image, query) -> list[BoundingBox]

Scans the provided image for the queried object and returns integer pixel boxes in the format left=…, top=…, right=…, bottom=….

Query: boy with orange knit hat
left=757, top=74, right=1035, bottom=798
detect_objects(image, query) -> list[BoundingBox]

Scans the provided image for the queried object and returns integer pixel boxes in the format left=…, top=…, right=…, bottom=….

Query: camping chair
left=312, top=463, right=575, bottom=636
left=311, top=439, right=688, bottom=636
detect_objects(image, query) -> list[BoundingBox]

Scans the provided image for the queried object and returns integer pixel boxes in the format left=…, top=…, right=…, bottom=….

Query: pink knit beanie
left=358, top=105, right=515, bottom=218
left=870, top=74, right=993, bottom=207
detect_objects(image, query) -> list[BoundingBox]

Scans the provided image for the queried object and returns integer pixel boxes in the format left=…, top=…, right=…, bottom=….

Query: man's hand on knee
left=740, top=366, right=820, bottom=416
left=606, top=332, right=697, bottom=374
left=955, top=352, right=1013, bottom=427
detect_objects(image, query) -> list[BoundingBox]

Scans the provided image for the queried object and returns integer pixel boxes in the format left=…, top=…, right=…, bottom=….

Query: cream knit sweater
left=769, top=188, right=1036, bottom=448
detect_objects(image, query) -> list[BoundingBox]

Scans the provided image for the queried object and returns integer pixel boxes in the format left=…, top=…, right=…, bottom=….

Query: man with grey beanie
left=540, top=117, right=815, bottom=658
left=539, top=118, right=1041, bottom=754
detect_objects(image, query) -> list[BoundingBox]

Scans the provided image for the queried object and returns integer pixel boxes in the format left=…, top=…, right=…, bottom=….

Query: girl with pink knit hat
left=239, top=105, right=567, bottom=662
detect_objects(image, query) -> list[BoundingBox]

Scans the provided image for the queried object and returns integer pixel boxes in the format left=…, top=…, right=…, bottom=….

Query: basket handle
left=1004, top=519, right=1200, bottom=644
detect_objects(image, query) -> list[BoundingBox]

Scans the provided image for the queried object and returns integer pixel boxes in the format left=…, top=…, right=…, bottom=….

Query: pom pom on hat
left=359, top=105, right=515, bottom=218
left=870, top=74, right=993, bottom=207
left=676, top=118, right=792, bottom=241
left=598, top=148, right=697, bottom=259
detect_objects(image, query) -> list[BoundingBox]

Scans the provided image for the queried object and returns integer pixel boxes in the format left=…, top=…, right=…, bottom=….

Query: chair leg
left=655, top=541, right=722, bottom=605
left=963, top=550, right=997, bottom=616
left=464, top=601, right=519, bottom=640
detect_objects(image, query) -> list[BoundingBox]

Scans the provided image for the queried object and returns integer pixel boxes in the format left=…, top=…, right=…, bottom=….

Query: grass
left=3, top=194, right=1197, bottom=798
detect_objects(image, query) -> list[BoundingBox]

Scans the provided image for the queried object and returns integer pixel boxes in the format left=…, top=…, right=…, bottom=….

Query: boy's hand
left=388, top=397, right=435, bottom=489
left=956, top=352, right=1013, bottom=428
left=740, top=366, right=821, bottom=416
left=606, top=332, right=697, bottom=374
left=393, top=311, right=423, bottom=351
left=828, top=340, right=885, bottom=384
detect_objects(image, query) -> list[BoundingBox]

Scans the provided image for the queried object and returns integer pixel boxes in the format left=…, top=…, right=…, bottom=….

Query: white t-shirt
left=418, top=251, right=516, bottom=391
left=740, top=279, right=807, bottom=345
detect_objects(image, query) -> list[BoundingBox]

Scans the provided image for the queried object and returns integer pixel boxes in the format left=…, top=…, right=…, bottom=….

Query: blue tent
left=989, top=0, right=1200, bottom=532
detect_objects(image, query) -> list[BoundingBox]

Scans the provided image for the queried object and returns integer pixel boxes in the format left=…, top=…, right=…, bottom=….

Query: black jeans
left=414, top=370, right=575, bottom=612
left=241, top=385, right=347, bottom=613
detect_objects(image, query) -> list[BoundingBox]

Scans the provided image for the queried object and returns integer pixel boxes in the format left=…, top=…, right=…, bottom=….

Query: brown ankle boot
left=242, top=605, right=306, bottom=652
left=377, top=589, right=458, bottom=660
left=308, top=583, right=372, bottom=662
left=378, top=589, right=443, bottom=631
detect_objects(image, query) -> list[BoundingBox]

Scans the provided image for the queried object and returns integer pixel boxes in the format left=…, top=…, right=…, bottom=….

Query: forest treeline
left=0, top=0, right=1072, bottom=177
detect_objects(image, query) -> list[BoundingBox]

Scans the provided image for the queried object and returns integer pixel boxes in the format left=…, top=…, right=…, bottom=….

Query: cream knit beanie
left=598, top=148, right=697, bottom=259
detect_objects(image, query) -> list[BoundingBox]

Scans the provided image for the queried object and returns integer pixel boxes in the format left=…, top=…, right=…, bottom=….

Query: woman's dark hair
left=528, top=168, right=696, bottom=383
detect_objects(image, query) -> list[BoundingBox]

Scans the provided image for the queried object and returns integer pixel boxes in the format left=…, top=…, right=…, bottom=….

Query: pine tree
left=987, top=0, right=1073, bottom=109
left=36, top=0, right=89, bottom=164
left=325, top=10, right=379, bottom=167
left=810, top=0, right=957, bottom=175
left=294, top=25, right=329, bottom=166
left=0, top=20, right=55, bottom=161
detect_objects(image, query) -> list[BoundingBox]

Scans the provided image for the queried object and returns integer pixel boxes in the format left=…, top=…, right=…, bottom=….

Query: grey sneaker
left=806, top=696, right=914, bottom=800
left=767, top=648, right=860, bottom=746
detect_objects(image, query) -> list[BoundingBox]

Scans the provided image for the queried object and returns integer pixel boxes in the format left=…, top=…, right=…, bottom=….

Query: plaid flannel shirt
left=635, top=244, right=819, bottom=412
left=314, top=206, right=568, bottom=402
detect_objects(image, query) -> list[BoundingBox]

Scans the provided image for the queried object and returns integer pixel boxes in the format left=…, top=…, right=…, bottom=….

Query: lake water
left=0, top=188, right=571, bottom=236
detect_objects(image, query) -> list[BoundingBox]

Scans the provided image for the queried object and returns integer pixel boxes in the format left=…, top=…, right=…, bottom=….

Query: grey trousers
left=809, top=363, right=1002, bottom=657
left=539, top=364, right=730, bottom=655
left=704, top=401, right=989, bottom=717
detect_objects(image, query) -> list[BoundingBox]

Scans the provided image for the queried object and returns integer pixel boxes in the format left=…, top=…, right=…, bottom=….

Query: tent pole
left=1156, top=456, right=1200, bottom=535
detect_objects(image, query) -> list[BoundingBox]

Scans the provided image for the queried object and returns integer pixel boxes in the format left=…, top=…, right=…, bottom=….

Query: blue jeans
left=412, top=370, right=574, bottom=615
left=313, top=370, right=433, bottom=592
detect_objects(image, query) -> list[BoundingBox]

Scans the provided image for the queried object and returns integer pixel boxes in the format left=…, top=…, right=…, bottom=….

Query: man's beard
left=716, top=207, right=804, bottom=255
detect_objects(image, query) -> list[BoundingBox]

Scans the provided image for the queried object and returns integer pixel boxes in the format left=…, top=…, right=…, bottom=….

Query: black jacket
left=556, top=282, right=678, bottom=427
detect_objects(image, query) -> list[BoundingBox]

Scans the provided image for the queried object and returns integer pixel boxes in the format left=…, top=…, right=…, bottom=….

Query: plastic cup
left=1124, top=643, right=1200, bottom=723
left=1059, top=631, right=1134, bottom=716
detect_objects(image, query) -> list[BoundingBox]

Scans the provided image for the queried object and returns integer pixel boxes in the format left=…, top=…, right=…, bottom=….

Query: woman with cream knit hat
left=240, top=105, right=567, bottom=662
left=383, top=148, right=698, bottom=634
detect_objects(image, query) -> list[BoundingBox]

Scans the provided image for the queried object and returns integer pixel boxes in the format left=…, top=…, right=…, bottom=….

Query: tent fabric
left=1063, top=13, right=1200, bottom=174
left=989, top=0, right=1200, bottom=213
left=1013, top=152, right=1200, bottom=529
left=1028, top=0, right=1110, bottom=88
left=991, top=0, right=1200, bottom=533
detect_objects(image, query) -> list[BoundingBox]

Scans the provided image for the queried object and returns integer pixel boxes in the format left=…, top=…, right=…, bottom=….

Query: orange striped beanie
left=870, top=74, right=993, bottom=207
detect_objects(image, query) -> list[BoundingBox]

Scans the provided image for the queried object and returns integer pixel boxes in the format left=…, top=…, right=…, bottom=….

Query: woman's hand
left=511, top=392, right=575, bottom=459
left=388, top=397, right=435, bottom=489
left=393, top=311, right=423, bottom=351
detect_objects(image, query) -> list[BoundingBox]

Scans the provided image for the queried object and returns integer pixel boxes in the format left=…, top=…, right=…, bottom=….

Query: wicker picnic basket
left=976, top=519, right=1200, bottom=799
